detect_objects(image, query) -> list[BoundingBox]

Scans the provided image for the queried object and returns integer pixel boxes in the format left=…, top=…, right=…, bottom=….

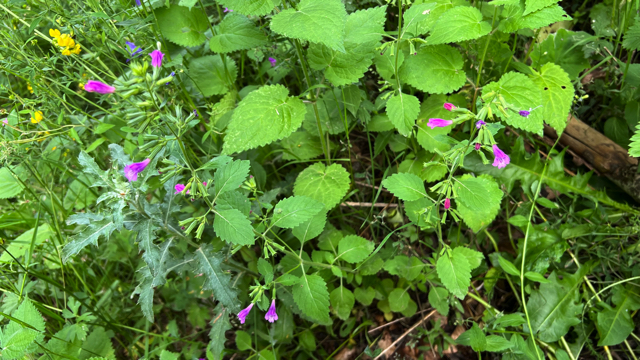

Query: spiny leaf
left=223, top=84, right=306, bottom=154
left=193, top=245, right=240, bottom=311
left=208, top=303, right=232, bottom=360
left=62, top=219, right=117, bottom=262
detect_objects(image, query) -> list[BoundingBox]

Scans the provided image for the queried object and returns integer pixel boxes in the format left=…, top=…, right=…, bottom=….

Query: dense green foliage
left=1, top=0, right=640, bottom=359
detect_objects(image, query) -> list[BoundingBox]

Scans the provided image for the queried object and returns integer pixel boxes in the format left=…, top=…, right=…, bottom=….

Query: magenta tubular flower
left=474, top=143, right=481, bottom=151
left=443, top=103, right=456, bottom=111
left=124, top=159, right=150, bottom=182
left=492, top=145, right=510, bottom=169
left=202, top=181, right=207, bottom=186
left=265, top=300, right=278, bottom=323
left=427, top=118, right=453, bottom=129
left=85, top=80, right=115, bottom=94
left=268, top=57, right=277, bottom=67
left=519, top=110, right=530, bottom=117
left=476, top=120, right=486, bottom=129
left=174, top=184, right=185, bottom=194
left=237, top=303, right=253, bottom=324
left=150, top=50, right=164, bottom=68
left=444, top=198, right=450, bottom=210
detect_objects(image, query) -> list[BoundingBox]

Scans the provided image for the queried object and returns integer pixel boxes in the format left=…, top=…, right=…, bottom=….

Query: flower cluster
left=49, top=29, right=81, bottom=56
left=31, top=111, right=43, bottom=124
left=237, top=300, right=278, bottom=324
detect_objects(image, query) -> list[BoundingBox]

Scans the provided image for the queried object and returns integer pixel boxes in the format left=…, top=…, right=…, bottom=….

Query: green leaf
left=189, top=55, right=238, bottom=97
left=383, top=255, right=425, bottom=280
left=486, top=335, right=513, bottom=352
left=529, top=63, right=574, bottom=134
left=93, top=123, right=114, bottom=134
left=524, top=0, right=559, bottom=15
left=292, top=211, right=327, bottom=245
left=399, top=45, right=466, bottom=94
left=454, top=174, right=503, bottom=232
left=354, top=287, right=376, bottom=306
left=469, top=323, right=487, bottom=352
left=482, top=71, right=544, bottom=134
left=386, top=92, right=420, bottom=137
left=399, top=151, right=448, bottom=182
left=281, top=131, right=324, bottom=160
left=388, top=288, right=410, bottom=312
left=223, top=84, right=306, bottom=154
left=337, top=235, right=374, bottom=263
left=214, top=160, right=251, bottom=197
left=160, top=350, right=180, bottom=360
left=623, top=17, right=640, bottom=51
left=134, top=219, right=161, bottom=277
left=210, top=13, right=267, bottom=53
left=216, top=0, right=276, bottom=16
left=63, top=175, right=98, bottom=210
left=596, top=287, right=640, bottom=346
left=429, top=287, right=450, bottom=315
left=330, top=286, right=355, bottom=320
left=257, top=258, right=274, bottom=283
left=293, top=163, right=350, bottom=210
left=133, top=269, right=155, bottom=322
left=604, top=117, right=629, bottom=148
left=367, top=114, right=395, bottom=132
left=0, top=224, right=52, bottom=262
left=520, top=5, right=571, bottom=29
left=436, top=247, right=472, bottom=299
left=402, top=3, right=436, bottom=36
left=530, top=29, right=591, bottom=79
left=426, top=6, right=491, bottom=45
left=62, top=219, right=116, bottom=262
left=79, top=327, right=115, bottom=360
left=630, top=122, right=640, bottom=157
left=156, top=5, right=209, bottom=47
left=78, top=151, right=109, bottom=186
left=307, top=6, right=387, bottom=86
left=270, top=0, right=347, bottom=52
left=270, top=196, right=324, bottom=229
left=1, top=299, right=45, bottom=360
left=524, top=271, right=550, bottom=283
left=415, top=94, right=460, bottom=152
left=292, top=273, right=331, bottom=323
left=213, top=208, right=254, bottom=245
left=235, top=330, right=252, bottom=351
left=382, top=172, right=427, bottom=201
left=374, top=50, right=404, bottom=82
left=193, top=244, right=240, bottom=311
left=527, top=270, right=586, bottom=342
left=199, top=155, right=233, bottom=171
left=454, top=247, right=484, bottom=270
left=498, top=256, right=521, bottom=276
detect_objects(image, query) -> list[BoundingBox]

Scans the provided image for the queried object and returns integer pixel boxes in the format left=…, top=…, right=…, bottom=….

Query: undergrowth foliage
left=1, top=0, right=640, bottom=359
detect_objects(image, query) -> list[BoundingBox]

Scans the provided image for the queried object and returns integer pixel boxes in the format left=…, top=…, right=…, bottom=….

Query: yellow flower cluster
left=49, top=29, right=81, bottom=56
left=31, top=111, right=43, bottom=124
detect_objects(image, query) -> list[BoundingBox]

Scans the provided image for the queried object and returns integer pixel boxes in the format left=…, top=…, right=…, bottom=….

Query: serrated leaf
left=0, top=167, right=24, bottom=199
left=530, top=29, right=591, bottom=79
left=235, top=330, right=252, bottom=350
left=436, top=247, right=471, bottom=299
left=292, top=211, right=327, bottom=245
left=213, top=160, right=250, bottom=197
left=134, top=219, right=161, bottom=277
left=307, top=6, right=386, bottom=86
left=189, top=55, right=238, bottom=97
left=454, top=174, right=502, bottom=233
left=213, top=208, right=255, bottom=246
left=210, top=13, right=267, bottom=53
left=330, top=286, right=354, bottom=320
left=529, top=63, right=573, bottom=134
left=524, top=0, right=559, bottom=15
left=527, top=270, right=586, bottom=342
left=399, top=44, right=466, bottom=94
left=133, top=269, right=155, bottom=322
left=160, top=351, right=180, bottom=360
left=482, top=71, right=543, bottom=134
left=78, top=151, right=109, bottom=186
left=209, top=303, right=232, bottom=360
left=2, top=299, right=46, bottom=360
left=270, top=0, right=347, bottom=52
left=454, top=247, right=484, bottom=270
left=79, top=327, right=115, bottom=360
left=386, top=92, right=420, bottom=137
left=382, top=172, right=427, bottom=201
left=257, top=258, right=274, bottom=283
left=62, top=219, right=116, bottom=262
left=156, top=5, right=209, bottom=47
left=337, top=235, right=374, bottom=263
left=429, top=287, right=450, bottom=315
left=223, top=84, right=306, bottom=154
left=623, top=17, right=640, bottom=51
left=486, top=335, right=512, bottom=352
left=281, top=131, right=324, bottom=160
left=293, top=163, right=350, bottom=210
left=596, top=287, right=640, bottom=346
left=193, top=245, right=240, bottom=311
left=271, top=196, right=324, bottom=229
left=292, top=273, right=331, bottom=323
left=469, top=323, right=487, bottom=352
left=426, top=6, right=491, bottom=45
left=521, top=4, right=571, bottom=29
left=217, top=0, right=276, bottom=16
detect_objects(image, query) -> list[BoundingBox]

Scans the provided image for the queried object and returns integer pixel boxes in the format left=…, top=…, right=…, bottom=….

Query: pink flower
left=224, top=7, right=233, bottom=12
left=427, top=118, right=452, bottom=129
left=84, top=80, right=115, bottom=94
left=474, top=143, right=481, bottom=151
left=174, top=184, right=190, bottom=194
left=476, top=120, right=486, bottom=129
left=444, top=198, right=450, bottom=210
left=202, top=181, right=207, bottom=186
left=124, top=159, right=150, bottom=182
left=237, top=303, right=253, bottom=324
left=268, top=57, right=277, bottom=67
left=519, top=110, right=530, bottom=117
left=492, top=145, right=510, bottom=169
left=265, top=300, right=278, bottom=323
left=150, top=50, right=164, bottom=68
left=443, top=103, right=456, bottom=111
left=2, top=119, right=7, bottom=126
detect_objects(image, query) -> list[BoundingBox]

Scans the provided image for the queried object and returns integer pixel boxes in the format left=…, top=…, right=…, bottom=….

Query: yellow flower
left=31, top=111, right=43, bottom=124
left=27, top=83, right=33, bottom=94
left=51, top=146, right=57, bottom=151
left=57, top=34, right=74, bottom=48
left=61, top=48, right=71, bottom=56
left=70, top=44, right=81, bottom=55
left=49, top=28, right=60, bottom=39
left=78, top=83, right=85, bottom=90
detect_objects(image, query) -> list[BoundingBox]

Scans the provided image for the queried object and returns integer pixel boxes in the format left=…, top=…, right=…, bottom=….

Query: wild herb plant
left=1, top=0, right=640, bottom=359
